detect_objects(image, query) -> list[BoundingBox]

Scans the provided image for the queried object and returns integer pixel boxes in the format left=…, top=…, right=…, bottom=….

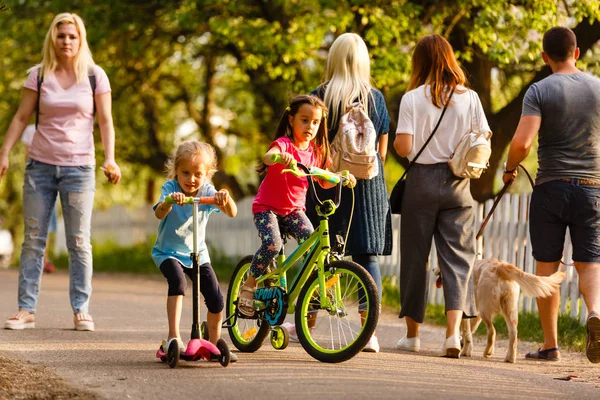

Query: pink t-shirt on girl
left=252, top=137, right=322, bottom=216
left=24, top=65, right=111, bottom=166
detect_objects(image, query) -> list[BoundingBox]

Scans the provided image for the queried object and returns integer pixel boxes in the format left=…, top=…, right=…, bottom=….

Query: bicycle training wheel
left=226, top=255, right=270, bottom=352
left=295, top=260, right=379, bottom=363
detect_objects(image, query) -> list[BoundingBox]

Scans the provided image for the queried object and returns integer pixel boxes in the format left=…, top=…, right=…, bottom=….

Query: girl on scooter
left=153, top=140, right=238, bottom=361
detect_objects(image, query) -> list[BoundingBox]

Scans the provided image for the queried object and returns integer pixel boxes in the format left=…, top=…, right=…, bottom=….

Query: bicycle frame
left=251, top=158, right=346, bottom=317
left=255, top=213, right=336, bottom=315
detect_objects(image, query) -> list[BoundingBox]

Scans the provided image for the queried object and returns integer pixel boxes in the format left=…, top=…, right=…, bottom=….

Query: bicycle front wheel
left=226, top=255, right=270, bottom=352
left=295, top=260, right=379, bottom=363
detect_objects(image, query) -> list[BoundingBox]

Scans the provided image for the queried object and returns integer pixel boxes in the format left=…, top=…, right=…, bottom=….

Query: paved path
left=0, top=269, right=599, bottom=399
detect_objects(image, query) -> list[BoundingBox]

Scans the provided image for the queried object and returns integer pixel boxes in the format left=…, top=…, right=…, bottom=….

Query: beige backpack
left=330, top=103, right=378, bottom=180
left=448, top=91, right=492, bottom=179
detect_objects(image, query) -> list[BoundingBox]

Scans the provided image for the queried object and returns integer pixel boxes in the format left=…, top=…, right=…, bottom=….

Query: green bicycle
left=225, top=155, right=380, bottom=363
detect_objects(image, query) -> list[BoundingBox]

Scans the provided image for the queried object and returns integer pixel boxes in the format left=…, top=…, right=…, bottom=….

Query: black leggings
left=159, top=258, right=224, bottom=314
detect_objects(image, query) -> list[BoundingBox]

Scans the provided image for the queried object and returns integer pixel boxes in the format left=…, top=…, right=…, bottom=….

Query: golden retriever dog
left=458, top=259, right=565, bottom=363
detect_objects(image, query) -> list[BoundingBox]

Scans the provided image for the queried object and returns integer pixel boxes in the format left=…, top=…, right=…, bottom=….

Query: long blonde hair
left=29, top=13, right=95, bottom=83
left=408, top=34, right=467, bottom=108
left=165, top=140, right=218, bottom=181
left=322, top=33, right=373, bottom=124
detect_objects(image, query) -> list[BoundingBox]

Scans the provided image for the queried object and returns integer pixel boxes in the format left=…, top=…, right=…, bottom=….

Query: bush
left=54, top=235, right=238, bottom=280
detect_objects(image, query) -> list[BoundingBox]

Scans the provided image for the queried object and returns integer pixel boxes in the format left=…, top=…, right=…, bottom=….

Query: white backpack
left=448, top=91, right=492, bottom=179
left=330, top=103, right=379, bottom=180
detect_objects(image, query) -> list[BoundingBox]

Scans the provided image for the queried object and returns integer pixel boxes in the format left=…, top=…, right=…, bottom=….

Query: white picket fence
left=57, top=193, right=586, bottom=323
left=391, top=192, right=587, bottom=325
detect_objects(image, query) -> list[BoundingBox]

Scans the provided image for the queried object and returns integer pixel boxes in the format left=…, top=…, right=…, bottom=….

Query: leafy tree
left=1, top=0, right=600, bottom=242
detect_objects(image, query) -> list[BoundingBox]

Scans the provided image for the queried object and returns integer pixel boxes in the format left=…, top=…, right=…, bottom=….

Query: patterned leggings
left=249, top=210, right=314, bottom=278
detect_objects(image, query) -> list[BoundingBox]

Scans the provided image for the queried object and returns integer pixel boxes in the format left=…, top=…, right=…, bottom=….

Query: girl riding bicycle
left=152, top=140, right=238, bottom=361
left=237, top=94, right=356, bottom=317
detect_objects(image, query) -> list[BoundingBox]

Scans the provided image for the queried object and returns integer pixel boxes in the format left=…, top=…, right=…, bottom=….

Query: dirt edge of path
left=0, top=355, right=101, bottom=400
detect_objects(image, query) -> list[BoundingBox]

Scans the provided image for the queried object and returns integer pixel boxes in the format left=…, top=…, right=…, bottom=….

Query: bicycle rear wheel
left=295, top=260, right=379, bottom=363
left=226, top=255, right=270, bottom=352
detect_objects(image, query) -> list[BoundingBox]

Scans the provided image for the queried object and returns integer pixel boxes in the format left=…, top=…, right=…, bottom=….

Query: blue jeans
left=353, top=254, right=382, bottom=312
left=19, top=160, right=95, bottom=313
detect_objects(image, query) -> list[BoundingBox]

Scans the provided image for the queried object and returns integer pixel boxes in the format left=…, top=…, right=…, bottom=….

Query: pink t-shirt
left=24, top=65, right=111, bottom=166
left=252, top=137, right=322, bottom=216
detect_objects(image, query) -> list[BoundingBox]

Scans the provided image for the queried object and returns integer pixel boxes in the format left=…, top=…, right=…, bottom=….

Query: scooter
left=155, top=195, right=230, bottom=368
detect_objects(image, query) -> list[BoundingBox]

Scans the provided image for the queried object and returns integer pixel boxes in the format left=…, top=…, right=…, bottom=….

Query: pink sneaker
left=74, top=312, right=95, bottom=331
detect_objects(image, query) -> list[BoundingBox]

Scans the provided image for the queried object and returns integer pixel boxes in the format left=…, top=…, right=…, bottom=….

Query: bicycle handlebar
left=269, top=152, right=350, bottom=210
left=270, top=153, right=349, bottom=185
left=164, top=195, right=217, bottom=205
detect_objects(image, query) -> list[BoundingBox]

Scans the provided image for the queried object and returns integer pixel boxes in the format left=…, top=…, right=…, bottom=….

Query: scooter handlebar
left=164, top=195, right=216, bottom=205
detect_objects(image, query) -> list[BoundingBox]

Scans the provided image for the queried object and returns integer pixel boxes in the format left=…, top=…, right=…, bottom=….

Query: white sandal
left=237, top=285, right=256, bottom=317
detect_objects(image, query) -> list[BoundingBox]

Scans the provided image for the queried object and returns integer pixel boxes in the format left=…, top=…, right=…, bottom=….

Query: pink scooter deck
left=156, top=338, right=220, bottom=362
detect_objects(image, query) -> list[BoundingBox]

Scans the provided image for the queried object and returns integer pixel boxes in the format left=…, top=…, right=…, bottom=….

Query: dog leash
left=476, top=164, right=534, bottom=240
left=436, top=164, right=535, bottom=290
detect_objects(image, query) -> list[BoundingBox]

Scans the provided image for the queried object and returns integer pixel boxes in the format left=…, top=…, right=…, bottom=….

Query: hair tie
left=286, top=106, right=291, bottom=112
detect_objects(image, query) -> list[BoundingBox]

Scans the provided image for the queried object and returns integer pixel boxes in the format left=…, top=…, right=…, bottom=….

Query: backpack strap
left=35, top=66, right=97, bottom=130
left=88, top=66, right=96, bottom=116
left=469, top=90, right=492, bottom=140
left=35, top=68, right=42, bottom=130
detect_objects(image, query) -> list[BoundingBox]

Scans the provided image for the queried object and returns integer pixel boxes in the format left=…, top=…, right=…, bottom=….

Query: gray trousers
left=399, top=163, right=476, bottom=323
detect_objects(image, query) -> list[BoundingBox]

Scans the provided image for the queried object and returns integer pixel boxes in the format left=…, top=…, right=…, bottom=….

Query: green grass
left=54, top=236, right=159, bottom=275
left=381, top=274, right=587, bottom=351
left=381, top=275, right=400, bottom=310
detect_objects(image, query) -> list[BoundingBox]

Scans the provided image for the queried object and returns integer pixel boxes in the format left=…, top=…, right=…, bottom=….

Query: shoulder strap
left=469, top=89, right=480, bottom=133
left=88, top=66, right=96, bottom=117
left=469, top=90, right=492, bottom=140
left=35, top=67, right=97, bottom=130
left=400, top=88, right=455, bottom=180
left=35, top=68, right=43, bottom=130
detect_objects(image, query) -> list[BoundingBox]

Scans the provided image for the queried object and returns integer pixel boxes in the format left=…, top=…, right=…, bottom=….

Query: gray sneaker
left=210, top=350, right=238, bottom=363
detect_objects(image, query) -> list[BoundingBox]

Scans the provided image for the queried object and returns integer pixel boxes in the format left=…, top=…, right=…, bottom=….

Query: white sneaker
left=362, top=335, right=380, bottom=353
left=163, top=338, right=186, bottom=354
left=281, top=322, right=299, bottom=342
left=396, top=336, right=420, bottom=352
left=281, top=322, right=316, bottom=342
left=442, top=334, right=461, bottom=358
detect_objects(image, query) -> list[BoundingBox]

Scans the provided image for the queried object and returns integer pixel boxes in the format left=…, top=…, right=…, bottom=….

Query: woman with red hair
left=394, top=34, right=491, bottom=357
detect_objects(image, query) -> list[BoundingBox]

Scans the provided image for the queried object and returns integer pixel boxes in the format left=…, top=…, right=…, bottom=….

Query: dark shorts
left=159, top=259, right=224, bottom=314
left=530, top=180, right=600, bottom=263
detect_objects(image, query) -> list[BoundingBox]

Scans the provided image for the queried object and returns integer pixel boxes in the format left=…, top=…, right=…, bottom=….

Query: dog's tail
left=497, top=262, right=565, bottom=298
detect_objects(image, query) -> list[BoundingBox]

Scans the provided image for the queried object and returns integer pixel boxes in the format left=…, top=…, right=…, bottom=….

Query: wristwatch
left=503, top=162, right=516, bottom=174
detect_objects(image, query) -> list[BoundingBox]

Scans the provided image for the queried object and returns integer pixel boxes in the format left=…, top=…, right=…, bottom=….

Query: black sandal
left=525, top=347, right=560, bottom=361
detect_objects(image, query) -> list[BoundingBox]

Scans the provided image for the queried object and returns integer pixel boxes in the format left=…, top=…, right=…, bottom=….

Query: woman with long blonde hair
left=0, top=13, right=121, bottom=332
left=393, top=34, right=491, bottom=357
left=300, top=33, right=391, bottom=353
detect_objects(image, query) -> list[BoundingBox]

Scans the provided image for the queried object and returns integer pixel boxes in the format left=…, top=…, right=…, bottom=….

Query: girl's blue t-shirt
left=152, top=180, right=219, bottom=268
